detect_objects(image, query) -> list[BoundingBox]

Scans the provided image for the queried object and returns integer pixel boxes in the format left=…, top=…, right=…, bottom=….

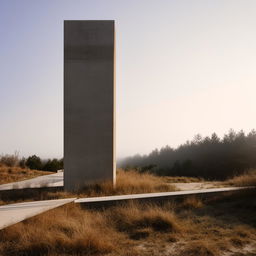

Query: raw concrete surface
left=0, top=198, right=76, bottom=230
left=0, top=172, right=63, bottom=191
left=75, top=186, right=254, bottom=204
left=64, top=20, right=116, bottom=191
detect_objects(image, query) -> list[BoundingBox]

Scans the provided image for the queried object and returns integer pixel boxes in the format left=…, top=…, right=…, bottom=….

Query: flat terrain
left=0, top=168, right=255, bottom=255
left=0, top=170, right=176, bottom=205
left=0, top=189, right=255, bottom=256
left=169, top=181, right=226, bottom=191
left=0, top=172, right=63, bottom=191
left=0, top=166, right=53, bottom=185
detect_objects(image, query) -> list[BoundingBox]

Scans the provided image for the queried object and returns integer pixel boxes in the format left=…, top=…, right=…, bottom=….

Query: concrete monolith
left=64, top=20, right=116, bottom=191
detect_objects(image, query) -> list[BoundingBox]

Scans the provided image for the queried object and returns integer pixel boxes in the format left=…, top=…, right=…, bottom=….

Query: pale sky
left=0, top=0, right=255, bottom=159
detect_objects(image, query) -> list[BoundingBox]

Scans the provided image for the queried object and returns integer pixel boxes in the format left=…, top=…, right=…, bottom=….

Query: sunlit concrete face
left=64, top=20, right=116, bottom=191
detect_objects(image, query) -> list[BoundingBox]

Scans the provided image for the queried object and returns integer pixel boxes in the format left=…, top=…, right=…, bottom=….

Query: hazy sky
left=0, top=0, right=256, bottom=159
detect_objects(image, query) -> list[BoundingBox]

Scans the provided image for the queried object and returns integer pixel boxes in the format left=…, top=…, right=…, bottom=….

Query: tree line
left=0, top=153, right=63, bottom=172
left=24, top=155, right=63, bottom=172
left=119, top=129, right=256, bottom=180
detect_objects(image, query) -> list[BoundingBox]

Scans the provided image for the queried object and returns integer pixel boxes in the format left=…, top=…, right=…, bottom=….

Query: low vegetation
left=0, top=153, right=63, bottom=173
left=0, top=190, right=255, bottom=256
left=0, top=169, right=176, bottom=204
left=227, top=169, right=256, bottom=187
left=1, top=126, right=255, bottom=255
left=165, top=176, right=204, bottom=183
left=1, top=153, right=255, bottom=255
left=80, top=169, right=175, bottom=197
left=25, top=155, right=63, bottom=172
left=0, top=166, right=52, bottom=185
left=1, top=166, right=256, bottom=205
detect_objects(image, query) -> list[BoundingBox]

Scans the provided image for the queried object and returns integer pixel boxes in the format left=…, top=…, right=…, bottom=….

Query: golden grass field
left=0, top=167, right=255, bottom=255
left=0, top=190, right=255, bottom=256
left=0, top=166, right=53, bottom=185
left=0, top=169, right=176, bottom=205
left=227, top=169, right=256, bottom=187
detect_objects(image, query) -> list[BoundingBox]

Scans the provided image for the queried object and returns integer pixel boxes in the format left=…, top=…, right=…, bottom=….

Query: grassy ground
left=227, top=169, right=256, bottom=187
left=80, top=170, right=175, bottom=196
left=165, top=176, right=204, bottom=183
left=0, top=170, right=176, bottom=205
left=0, top=169, right=255, bottom=255
left=0, top=166, right=53, bottom=185
left=0, top=189, right=255, bottom=256
left=1, top=167, right=255, bottom=205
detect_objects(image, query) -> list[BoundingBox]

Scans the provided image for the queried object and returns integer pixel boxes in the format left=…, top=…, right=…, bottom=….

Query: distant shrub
left=19, top=157, right=26, bottom=169
left=0, top=153, right=64, bottom=173
left=25, top=155, right=42, bottom=170
left=42, top=158, right=63, bottom=172
left=0, top=153, right=19, bottom=167
left=228, top=169, right=256, bottom=186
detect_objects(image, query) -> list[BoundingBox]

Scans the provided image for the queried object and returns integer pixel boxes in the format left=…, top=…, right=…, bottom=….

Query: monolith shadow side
left=64, top=20, right=116, bottom=191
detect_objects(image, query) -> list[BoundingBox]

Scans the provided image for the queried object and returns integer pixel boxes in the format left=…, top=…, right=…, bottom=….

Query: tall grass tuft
left=0, top=153, right=19, bottom=167
left=0, top=202, right=181, bottom=255
left=0, top=166, right=52, bottom=185
left=110, top=201, right=181, bottom=234
left=79, top=169, right=176, bottom=196
left=227, top=169, right=256, bottom=186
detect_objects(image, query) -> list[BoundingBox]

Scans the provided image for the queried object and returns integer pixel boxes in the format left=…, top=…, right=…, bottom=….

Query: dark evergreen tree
left=120, top=129, right=256, bottom=180
left=26, top=155, right=42, bottom=170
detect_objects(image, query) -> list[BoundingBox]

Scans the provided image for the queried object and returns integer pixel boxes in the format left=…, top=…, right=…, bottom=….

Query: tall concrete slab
left=64, top=20, right=116, bottom=191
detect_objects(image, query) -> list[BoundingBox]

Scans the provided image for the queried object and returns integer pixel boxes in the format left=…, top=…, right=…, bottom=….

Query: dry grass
left=0, top=167, right=255, bottom=255
left=110, top=202, right=182, bottom=234
left=0, top=189, right=255, bottom=256
left=0, top=202, right=181, bottom=256
left=0, top=169, right=176, bottom=203
left=0, top=204, right=115, bottom=256
left=0, top=166, right=53, bottom=185
left=165, top=176, right=204, bottom=183
left=0, top=168, right=173, bottom=194
left=179, top=240, right=219, bottom=256
left=227, top=169, right=256, bottom=187
left=0, top=153, right=19, bottom=167
left=80, top=169, right=175, bottom=196
left=181, top=196, right=204, bottom=209
left=0, top=170, right=176, bottom=205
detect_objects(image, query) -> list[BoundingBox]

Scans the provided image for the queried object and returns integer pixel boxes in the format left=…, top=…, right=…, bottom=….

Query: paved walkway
left=0, top=173, right=228, bottom=192
left=75, top=186, right=254, bottom=204
left=0, top=198, right=76, bottom=230
left=0, top=186, right=254, bottom=230
left=0, top=172, right=63, bottom=191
